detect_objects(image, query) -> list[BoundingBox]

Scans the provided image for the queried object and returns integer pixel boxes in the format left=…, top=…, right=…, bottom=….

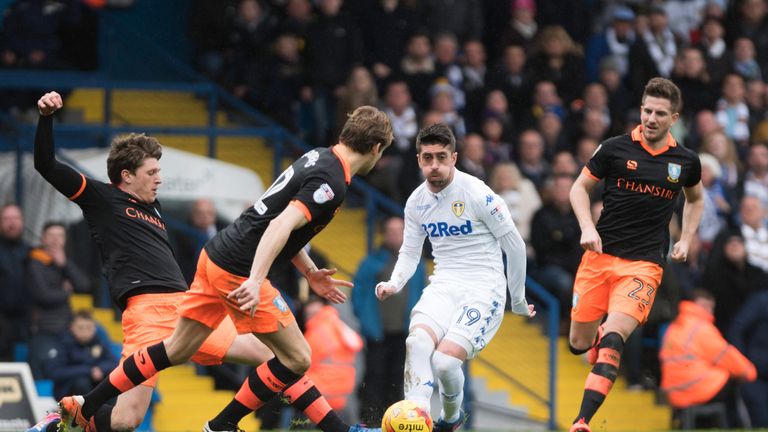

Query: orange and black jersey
left=584, top=125, right=701, bottom=265
left=205, top=146, right=351, bottom=277
left=34, top=116, right=186, bottom=308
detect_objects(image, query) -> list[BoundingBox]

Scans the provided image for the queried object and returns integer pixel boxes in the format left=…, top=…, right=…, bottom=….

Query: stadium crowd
left=3, top=0, right=768, bottom=429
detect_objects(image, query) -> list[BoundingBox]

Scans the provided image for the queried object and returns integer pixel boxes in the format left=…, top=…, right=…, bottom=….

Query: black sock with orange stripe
left=284, top=376, right=348, bottom=432
left=574, top=332, right=624, bottom=424
left=82, top=343, right=171, bottom=419
left=208, top=358, right=302, bottom=431
left=93, top=405, right=114, bottom=432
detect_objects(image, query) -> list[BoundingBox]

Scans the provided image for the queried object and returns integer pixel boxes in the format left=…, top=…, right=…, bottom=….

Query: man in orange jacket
left=660, top=289, right=756, bottom=426
left=303, top=295, right=363, bottom=413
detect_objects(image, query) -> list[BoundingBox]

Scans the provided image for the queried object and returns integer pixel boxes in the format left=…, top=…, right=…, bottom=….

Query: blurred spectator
left=664, top=0, right=709, bottom=43
left=481, top=90, right=514, bottom=140
left=672, top=47, right=716, bottom=120
left=229, top=0, right=278, bottom=102
left=352, top=216, right=426, bottom=424
left=746, top=79, right=767, bottom=131
left=700, top=131, right=741, bottom=202
left=488, top=44, right=530, bottom=122
left=696, top=16, right=731, bottom=87
left=400, top=31, right=437, bottom=110
left=584, top=5, right=636, bottom=83
left=698, top=153, right=728, bottom=244
left=527, top=25, right=585, bottom=104
left=0, top=0, right=79, bottom=70
left=530, top=175, right=581, bottom=321
left=303, top=0, right=364, bottom=146
left=189, top=0, right=238, bottom=80
left=733, top=37, right=762, bottom=82
left=660, top=290, right=756, bottom=428
left=263, top=32, right=305, bottom=130
left=521, top=80, right=565, bottom=132
left=575, top=137, right=599, bottom=167
left=517, top=129, right=550, bottom=189
left=279, top=0, right=313, bottom=39
left=488, top=162, right=541, bottom=243
left=498, top=0, right=537, bottom=53
left=302, top=295, right=362, bottom=418
left=597, top=57, right=634, bottom=133
left=430, top=81, right=466, bottom=140
left=175, top=199, right=224, bottom=285
left=27, top=221, right=89, bottom=376
left=336, top=66, right=379, bottom=136
left=715, top=73, right=751, bottom=147
left=739, top=195, right=768, bottom=273
left=628, top=6, right=680, bottom=97
left=550, top=151, right=578, bottom=177
left=458, top=133, right=488, bottom=181
left=419, top=0, right=483, bottom=43
left=481, top=114, right=512, bottom=165
left=704, top=230, right=768, bottom=334
left=432, top=33, right=465, bottom=111
left=728, top=289, right=768, bottom=428
left=45, top=310, right=119, bottom=400
left=726, top=0, right=768, bottom=74
left=685, top=109, right=723, bottom=152
left=571, top=83, right=612, bottom=141
left=743, top=143, right=768, bottom=208
left=579, top=108, right=610, bottom=143
left=359, top=0, right=417, bottom=82
left=0, top=203, right=29, bottom=360
left=462, top=39, right=488, bottom=129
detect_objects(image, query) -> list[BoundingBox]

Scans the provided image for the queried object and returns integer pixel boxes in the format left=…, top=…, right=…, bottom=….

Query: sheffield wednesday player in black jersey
left=32, top=92, right=279, bottom=432
left=567, top=78, right=704, bottom=432
left=62, top=105, right=393, bottom=432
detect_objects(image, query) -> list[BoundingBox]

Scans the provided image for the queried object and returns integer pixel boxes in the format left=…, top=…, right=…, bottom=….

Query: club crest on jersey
left=313, top=183, right=335, bottom=204
left=451, top=201, right=465, bottom=217
left=667, top=163, right=681, bottom=183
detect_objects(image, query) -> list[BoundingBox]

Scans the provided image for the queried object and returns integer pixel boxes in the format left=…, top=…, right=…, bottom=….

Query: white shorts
left=409, top=281, right=505, bottom=359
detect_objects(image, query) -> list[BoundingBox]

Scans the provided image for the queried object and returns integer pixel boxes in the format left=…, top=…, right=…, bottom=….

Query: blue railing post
left=365, top=191, right=376, bottom=253
left=524, top=277, right=560, bottom=430
left=14, top=130, right=25, bottom=207
left=207, top=86, right=217, bottom=158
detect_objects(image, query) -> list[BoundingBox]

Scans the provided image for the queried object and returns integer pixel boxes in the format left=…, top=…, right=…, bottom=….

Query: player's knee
left=568, top=331, right=597, bottom=353
left=431, top=350, right=462, bottom=378
left=598, top=332, right=624, bottom=352
left=282, top=345, right=312, bottom=374
left=406, top=328, right=434, bottom=354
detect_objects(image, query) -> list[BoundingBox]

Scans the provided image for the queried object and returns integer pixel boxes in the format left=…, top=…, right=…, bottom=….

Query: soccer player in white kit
left=376, top=123, right=536, bottom=432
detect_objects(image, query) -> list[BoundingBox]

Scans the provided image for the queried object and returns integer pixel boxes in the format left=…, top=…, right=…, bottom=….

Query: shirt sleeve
left=389, top=197, right=426, bottom=290
left=685, top=153, right=702, bottom=187
left=585, top=140, right=611, bottom=180
left=290, top=174, right=343, bottom=222
left=474, top=190, right=515, bottom=238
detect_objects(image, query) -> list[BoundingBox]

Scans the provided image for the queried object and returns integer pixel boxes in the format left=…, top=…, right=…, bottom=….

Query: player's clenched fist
left=375, top=281, right=398, bottom=300
left=38, top=91, right=63, bottom=116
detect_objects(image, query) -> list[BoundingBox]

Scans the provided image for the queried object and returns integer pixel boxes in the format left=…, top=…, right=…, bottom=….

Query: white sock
left=432, top=350, right=464, bottom=423
left=404, top=328, right=436, bottom=413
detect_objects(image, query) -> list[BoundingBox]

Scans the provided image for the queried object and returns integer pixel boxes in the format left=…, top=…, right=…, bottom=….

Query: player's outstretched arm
left=570, top=171, right=602, bottom=253
left=376, top=206, right=425, bottom=300
left=292, top=248, right=350, bottom=304
left=34, top=91, right=85, bottom=198
left=670, top=181, right=704, bottom=262
left=229, top=205, right=308, bottom=315
left=499, top=226, right=535, bottom=318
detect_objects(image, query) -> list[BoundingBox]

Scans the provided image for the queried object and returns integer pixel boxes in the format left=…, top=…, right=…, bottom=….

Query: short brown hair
left=642, top=77, right=682, bottom=114
left=107, top=133, right=162, bottom=185
left=339, top=106, right=393, bottom=154
left=416, top=123, right=456, bottom=152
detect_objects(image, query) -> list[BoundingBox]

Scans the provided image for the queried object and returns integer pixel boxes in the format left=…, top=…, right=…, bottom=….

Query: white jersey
left=399, top=170, right=515, bottom=288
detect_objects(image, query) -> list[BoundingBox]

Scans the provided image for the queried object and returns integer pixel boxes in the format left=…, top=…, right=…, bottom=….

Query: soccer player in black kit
left=567, top=78, right=704, bottom=432
left=58, top=104, right=393, bottom=432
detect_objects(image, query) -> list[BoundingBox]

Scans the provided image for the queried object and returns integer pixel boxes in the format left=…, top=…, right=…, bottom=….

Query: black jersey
left=585, top=126, right=701, bottom=265
left=34, top=116, right=187, bottom=308
left=205, top=146, right=350, bottom=277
